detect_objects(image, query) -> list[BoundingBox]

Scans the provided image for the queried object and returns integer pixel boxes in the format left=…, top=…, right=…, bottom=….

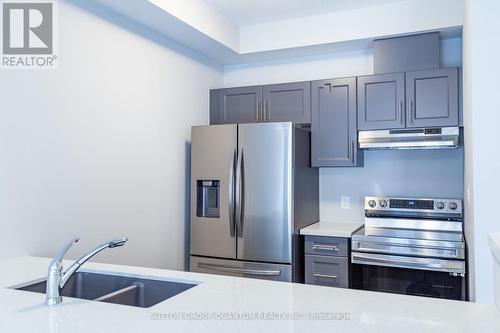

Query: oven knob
left=449, top=202, right=458, bottom=210
left=368, top=200, right=376, bottom=208
left=379, top=199, right=388, bottom=208
left=436, top=201, right=445, bottom=209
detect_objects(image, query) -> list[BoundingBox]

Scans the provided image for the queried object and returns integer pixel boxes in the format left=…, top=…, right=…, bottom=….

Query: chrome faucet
left=46, top=237, right=128, bottom=305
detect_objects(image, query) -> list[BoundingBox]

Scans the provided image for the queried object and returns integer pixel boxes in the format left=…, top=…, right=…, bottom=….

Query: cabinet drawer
left=305, top=255, right=348, bottom=288
left=305, top=236, right=348, bottom=257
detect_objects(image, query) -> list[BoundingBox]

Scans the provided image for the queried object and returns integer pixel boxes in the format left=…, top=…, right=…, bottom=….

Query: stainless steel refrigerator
left=189, top=122, right=319, bottom=282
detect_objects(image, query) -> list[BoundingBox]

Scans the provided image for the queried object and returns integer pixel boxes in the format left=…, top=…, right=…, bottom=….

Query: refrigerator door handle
left=197, top=263, right=281, bottom=276
left=228, top=149, right=236, bottom=237
left=235, top=148, right=244, bottom=237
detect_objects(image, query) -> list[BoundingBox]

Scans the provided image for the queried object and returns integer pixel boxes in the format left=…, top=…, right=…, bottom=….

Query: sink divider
left=93, top=283, right=140, bottom=302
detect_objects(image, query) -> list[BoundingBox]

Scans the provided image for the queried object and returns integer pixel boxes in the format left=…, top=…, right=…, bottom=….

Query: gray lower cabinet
left=262, top=82, right=311, bottom=123
left=311, top=77, right=362, bottom=167
left=217, top=86, right=262, bottom=124
left=405, top=67, right=459, bottom=128
left=304, top=235, right=349, bottom=288
left=357, top=73, right=406, bottom=130
left=305, top=255, right=348, bottom=288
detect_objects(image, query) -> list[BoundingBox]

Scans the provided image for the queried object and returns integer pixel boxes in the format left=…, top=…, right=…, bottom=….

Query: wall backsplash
left=320, top=148, right=464, bottom=222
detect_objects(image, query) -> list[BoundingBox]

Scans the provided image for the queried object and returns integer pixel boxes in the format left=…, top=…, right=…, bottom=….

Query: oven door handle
left=351, top=252, right=465, bottom=275
left=351, top=240, right=464, bottom=259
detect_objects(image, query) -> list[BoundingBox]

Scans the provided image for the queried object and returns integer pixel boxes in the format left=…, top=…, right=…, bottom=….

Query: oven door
left=351, top=252, right=467, bottom=301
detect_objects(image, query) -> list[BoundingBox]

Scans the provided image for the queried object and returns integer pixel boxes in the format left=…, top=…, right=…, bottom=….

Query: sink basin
left=14, top=270, right=198, bottom=308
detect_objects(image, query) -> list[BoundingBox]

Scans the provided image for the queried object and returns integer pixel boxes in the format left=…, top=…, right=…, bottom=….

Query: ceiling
left=203, top=0, right=407, bottom=26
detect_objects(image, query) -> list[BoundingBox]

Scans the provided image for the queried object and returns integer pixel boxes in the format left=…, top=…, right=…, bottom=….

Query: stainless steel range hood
left=358, top=127, right=460, bottom=150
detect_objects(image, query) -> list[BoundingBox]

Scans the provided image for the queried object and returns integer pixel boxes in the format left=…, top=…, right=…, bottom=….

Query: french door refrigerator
left=190, top=122, right=319, bottom=282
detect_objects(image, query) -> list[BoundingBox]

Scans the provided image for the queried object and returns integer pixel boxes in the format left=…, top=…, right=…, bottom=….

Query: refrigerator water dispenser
left=196, top=180, right=220, bottom=218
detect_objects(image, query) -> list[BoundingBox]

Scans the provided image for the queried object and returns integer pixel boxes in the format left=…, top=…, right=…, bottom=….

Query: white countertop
left=300, top=221, right=363, bottom=238
left=1, top=256, right=499, bottom=333
left=489, top=233, right=500, bottom=310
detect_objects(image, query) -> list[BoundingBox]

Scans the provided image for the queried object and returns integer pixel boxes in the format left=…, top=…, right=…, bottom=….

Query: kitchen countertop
left=489, top=232, right=500, bottom=310
left=1, top=256, right=499, bottom=333
left=300, top=221, right=363, bottom=238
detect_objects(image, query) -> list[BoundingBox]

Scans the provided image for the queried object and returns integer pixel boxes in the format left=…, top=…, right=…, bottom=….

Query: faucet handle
left=49, top=237, right=79, bottom=271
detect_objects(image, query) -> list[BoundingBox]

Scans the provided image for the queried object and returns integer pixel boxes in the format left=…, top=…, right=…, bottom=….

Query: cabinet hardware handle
left=312, top=244, right=339, bottom=251
left=263, top=100, right=266, bottom=122
left=408, top=99, right=413, bottom=125
left=264, top=100, right=269, bottom=121
left=351, top=140, right=355, bottom=164
left=410, top=99, right=413, bottom=124
left=256, top=101, right=260, bottom=122
left=313, top=273, right=338, bottom=279
left=399, top=100, right=403, bottom=125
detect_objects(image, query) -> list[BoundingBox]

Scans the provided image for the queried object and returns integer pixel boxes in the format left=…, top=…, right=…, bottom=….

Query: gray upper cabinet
left=357, top=73, right=405, bottom=130
left=217, top=86, right=261, bottom=124
left=262, top=82, right=311, bottom=123
left=311, top=77, right=362, bottom=167
left=211, top=82, right=311, bottom=125
left=405, top=68, right=459, bottom=128
left=357, top=68, right=460, bottom=130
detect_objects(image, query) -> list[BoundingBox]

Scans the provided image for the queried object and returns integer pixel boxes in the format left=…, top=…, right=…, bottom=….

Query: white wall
left=463, top=0, right=500, bottom=303
left=146, top=0, right=240, bottom=51
left=320, top=149, right=463, bottom=222
left=240, top=0, right=464, bottom=53
left=0, top=0, right=222, bottom=269
left=224, top=38, right=464, bottom=223
left=225, top=38, right=462, bottom=86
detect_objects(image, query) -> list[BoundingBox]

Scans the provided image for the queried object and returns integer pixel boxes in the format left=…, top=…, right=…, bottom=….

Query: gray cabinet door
left=357, top=73, right=405, bottom=130
left=218, top=86, right=262, bottom=124
left=405, top=67, right=459, bottom=128
left=262, top=82, right=311, bottom=123
left=311, top=77, right=361, bottom=167
left=305, top=255, right=348, bottom=288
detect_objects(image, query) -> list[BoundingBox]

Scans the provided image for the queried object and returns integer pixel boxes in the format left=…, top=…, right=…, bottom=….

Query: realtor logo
left=1, top=1, right=57, bottom=68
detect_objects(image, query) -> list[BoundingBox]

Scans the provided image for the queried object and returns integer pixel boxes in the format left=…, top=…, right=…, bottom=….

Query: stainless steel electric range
left=351, top=196, right=467, bottom=301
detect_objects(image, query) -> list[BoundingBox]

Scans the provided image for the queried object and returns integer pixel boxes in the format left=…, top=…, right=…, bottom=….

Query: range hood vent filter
left=358, top=127, right=460, bottom=150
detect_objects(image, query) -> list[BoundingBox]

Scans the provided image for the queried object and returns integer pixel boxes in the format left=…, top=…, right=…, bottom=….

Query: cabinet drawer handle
left=313, top=273, right=338, bottom=279
left=312, top=244, right=339, bottom=251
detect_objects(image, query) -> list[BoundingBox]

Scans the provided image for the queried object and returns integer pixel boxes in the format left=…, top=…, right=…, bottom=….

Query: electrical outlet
left=341, top=196, right=350, bottom=210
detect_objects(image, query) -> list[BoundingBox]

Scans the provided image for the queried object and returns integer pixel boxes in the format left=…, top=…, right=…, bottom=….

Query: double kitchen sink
left=13, top=271, right=199, bottom=308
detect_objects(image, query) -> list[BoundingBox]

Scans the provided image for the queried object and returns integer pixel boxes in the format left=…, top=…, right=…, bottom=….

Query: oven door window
left=351, top=263, right=466, bottom=300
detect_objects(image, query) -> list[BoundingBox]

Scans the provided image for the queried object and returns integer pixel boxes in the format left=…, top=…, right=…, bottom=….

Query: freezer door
left=190, top=256, right=292, bottom=282
left=190, top=125, right=237, bottom=259
left=236, top=122, right=293, bottom=263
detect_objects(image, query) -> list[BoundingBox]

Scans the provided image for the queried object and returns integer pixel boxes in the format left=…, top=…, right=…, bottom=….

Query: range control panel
left=365, top=196, right=462, bottom=214
left=389, top=199, right=434, bottom=210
